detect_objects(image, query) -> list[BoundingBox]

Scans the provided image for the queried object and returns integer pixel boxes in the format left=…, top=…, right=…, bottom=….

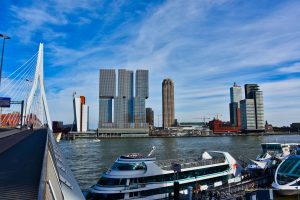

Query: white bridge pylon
left=24, top=43, right=52, bottom=130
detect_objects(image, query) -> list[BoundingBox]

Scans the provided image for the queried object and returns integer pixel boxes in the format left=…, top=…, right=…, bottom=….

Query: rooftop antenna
left=147, top=146, right=156, bottom=157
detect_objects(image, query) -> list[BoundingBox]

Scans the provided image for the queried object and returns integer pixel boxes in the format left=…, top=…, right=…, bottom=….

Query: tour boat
left=87, top=147, right=242, bottom=200
left=272, top=149, right=300, bottom=196
left=247, top=143, right=299, bottom=171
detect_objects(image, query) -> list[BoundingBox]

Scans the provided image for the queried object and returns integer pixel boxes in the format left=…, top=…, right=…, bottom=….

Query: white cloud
left=278, top=63, right=300, bottom=73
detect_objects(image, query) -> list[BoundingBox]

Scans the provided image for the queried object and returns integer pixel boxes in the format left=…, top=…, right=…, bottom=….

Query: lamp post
left=0, top=34, right=11, bottom=86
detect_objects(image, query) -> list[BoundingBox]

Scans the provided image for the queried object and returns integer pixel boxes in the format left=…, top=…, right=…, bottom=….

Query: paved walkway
left=0, top=129, right=47, bottom=200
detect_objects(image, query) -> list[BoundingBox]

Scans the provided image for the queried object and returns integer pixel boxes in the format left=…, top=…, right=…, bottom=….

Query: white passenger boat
left=247, top=143, right=299, bottom=171
left=272, top=148, right=300, bottom=196
left=87, top=148, right=242, bottom=200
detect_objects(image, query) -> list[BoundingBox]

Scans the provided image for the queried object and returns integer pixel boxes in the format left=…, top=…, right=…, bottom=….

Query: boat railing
left=125, top=183, right=147, bottom=190
left=155, top=157, right=226, bottom=170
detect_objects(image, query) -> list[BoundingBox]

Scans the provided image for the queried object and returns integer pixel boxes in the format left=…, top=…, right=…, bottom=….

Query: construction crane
left=193, top=117, right=211, bottom=124
left=207, top=113, right=222, bottom=120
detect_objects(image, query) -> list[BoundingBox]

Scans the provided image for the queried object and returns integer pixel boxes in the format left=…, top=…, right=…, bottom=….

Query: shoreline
left=62, top=131, right=300, bottom=139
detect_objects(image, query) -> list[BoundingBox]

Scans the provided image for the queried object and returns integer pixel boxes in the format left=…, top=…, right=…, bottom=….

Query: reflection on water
left=59, top=134, right=300, bottom=190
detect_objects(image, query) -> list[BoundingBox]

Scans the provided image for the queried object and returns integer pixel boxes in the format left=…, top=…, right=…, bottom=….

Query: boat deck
left=155, top=157, right=226, bottom=171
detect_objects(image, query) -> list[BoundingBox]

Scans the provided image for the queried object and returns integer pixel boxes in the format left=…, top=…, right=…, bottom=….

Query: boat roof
left=278, top=155, right=300, bottom=177
left=118, top=153, right=156, bottom=161
left=155, top=152, right=226, bottom=171
left=261, top=143, right=300, bottom=146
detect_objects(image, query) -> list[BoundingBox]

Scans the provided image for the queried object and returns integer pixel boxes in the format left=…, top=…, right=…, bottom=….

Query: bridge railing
left=38, top=128, right=64, bottom=200
left=38, top=128, right=84, bottom=200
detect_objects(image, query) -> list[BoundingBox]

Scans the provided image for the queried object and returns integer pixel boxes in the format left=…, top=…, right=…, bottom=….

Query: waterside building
left=162, top=79, right=175, bottom=129
left=240, top=84, right=264, bottom=132
left=73, top=94, right=89, bottom=132
left=229, top=83, right=242, bottom=128
left=98, top=69, right=149, bottom=136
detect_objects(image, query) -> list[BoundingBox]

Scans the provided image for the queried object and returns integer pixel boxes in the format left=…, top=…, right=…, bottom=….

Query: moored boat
left=87, top=148, right=242, bottom=200
left=272, top=148, right=300, bottom=196
left=247, top=143, right=299, bottom=171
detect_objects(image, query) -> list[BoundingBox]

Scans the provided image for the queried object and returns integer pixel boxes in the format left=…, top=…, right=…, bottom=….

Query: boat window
left=139, top=165, right=229, bottom=183
left=129, top=192, right=139, bottom=197
left=277, top=174, right=298, bottom=185
left=97, top=177, right=126, bottom=186
left=111, top=162, right=146, bottom=171
left=262, top=144, right=282, bottom=152
left=140, top=175, right=230, bottom=197
left=278, top=157, right=300, bottom=177
left=120, top=179, right=127, bottom=185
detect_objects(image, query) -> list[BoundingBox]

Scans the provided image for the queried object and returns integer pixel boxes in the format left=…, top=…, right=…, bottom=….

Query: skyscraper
left=136, top=70, right=149, bottom=99
left=99, top=69, right=115, bottom=128
left=134, top=97, right=146, bottom=127
left=162, top=79, right=174, bottom=129
left=98, top=69, right=149, bottom=133
left=146, top=108, right=154, bottom=126
left=134, top=70, right=149, bottom=127
left=118, top=69, right=133, bottom=98
left=229, top=83, right=242, bottom=127
left=240, top=84, right=264, bottom=131
left=115, top=69, right=134, bottom=127
left=244, top=84, right=258, bottom=99
left=73, top=94, right=89, bottom=132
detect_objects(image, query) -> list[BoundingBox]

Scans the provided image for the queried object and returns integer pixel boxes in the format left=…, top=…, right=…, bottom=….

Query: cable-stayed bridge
left=0, top=44, right=84, bottom=200
left=0, top=43, right=51, bottom=130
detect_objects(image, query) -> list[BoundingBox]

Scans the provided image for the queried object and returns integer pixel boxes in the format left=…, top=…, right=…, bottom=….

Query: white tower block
left=25, top=43, right=52, bottom=130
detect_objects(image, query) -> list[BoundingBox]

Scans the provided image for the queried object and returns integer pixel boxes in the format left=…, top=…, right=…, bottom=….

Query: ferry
left=87, top=148, right=242, bottom=200
left=247, top=143, right=299, bottom=171
left=272, top=148, right=300, bottom=196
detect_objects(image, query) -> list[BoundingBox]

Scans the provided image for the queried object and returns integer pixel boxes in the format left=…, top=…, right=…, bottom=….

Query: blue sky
left=1, top=0, right=300, bottom=128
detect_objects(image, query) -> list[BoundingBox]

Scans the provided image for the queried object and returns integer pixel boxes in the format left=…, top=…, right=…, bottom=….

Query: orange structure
left=1, top=112, right=41, bottom=128
left=208, top=119, right=241, bottom=133
left=0, top=112, right=21, bottom=127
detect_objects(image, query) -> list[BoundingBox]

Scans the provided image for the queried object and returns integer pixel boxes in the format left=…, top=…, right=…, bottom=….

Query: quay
left=0, top=128, right=84, bottom=200
left=62, top=131, right=299, bottom=140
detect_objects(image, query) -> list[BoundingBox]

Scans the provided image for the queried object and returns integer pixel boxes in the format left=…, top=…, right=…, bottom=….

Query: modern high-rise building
left=229, top=83, right=242, bottom=127
left=73, top=94, right=89, bottom=132
left=230, top=82, right=242, bottom=104
left=99, top=69, right=115, bottom=128
left=115, top=69, right=134, bottom=126
left=98, top=69, right=149, bottom=134
left=118, top=69, right=133, bottom=98
left=133, top=97, right=146, bottom=127
left=146, top=108, right=154, bottom=126
left=244, top=84, right=258, bottom=99
left=162, top=79, right=174, bottom=129
left=240, top=84, right=264, bottom=131
left=136, top=70, right=149, bottom=99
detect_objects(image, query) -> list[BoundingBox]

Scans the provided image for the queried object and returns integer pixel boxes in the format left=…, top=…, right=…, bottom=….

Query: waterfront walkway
left=0, top=129, right=46, bottom=200
left=0, top=128, right=84, bottom=200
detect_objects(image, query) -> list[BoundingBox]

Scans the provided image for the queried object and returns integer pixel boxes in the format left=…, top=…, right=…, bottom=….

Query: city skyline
left=99, top=69, right=148, bottom=131
left=1, top=1, right=300, bottom=128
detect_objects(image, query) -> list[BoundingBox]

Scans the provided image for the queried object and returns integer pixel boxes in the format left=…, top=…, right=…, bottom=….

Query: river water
left=59, top=134, right=300, bottom=190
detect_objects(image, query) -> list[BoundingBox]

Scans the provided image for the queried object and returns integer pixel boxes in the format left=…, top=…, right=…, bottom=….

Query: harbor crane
left=193, top=117, right=211, bottom=124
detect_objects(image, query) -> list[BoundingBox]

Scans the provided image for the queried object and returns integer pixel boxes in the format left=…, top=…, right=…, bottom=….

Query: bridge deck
left=0, top=129, right=47, bottom=200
